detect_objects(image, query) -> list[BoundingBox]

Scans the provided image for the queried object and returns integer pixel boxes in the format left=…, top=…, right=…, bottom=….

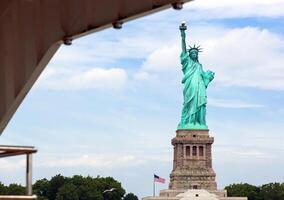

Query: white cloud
left=0, top=158, right=25, bottom=171
left=208, top=98, right=264, bottom=108
left=39, top=154, right=143, bottom=168
left=51, top=45, right=96, bottom=65
left=185, top=0, right=284, bottom=19
left=140, top=26, right=284, bottom=90
left=142, top=45, right=180, bottom=72
left=231, top=150, right=267, bottom=157
left=214, top=148, right=272, bottom=164
left=37, top=154, right=171, bottom=169
left=50, top=30, right=170, bottom=68
left=37, top=67, right=127, bottom=91
left=133, top=71, right=156, bottom=81
left=202, top=27, right=284, bottom=90
left=214, top=143, right=282, bottom=163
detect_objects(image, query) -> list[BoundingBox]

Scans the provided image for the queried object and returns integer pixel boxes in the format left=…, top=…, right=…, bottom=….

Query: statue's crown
left=188, top=44, right=202, bottom=53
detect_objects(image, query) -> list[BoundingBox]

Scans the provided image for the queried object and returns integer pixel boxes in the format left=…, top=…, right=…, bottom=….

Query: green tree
left=33, top=178, right=50, bottom=200
left=225, top=183, right=261, bottom=200
left=47, top=174, right=67, bottom=200
left=123, top=193, right=139, bottom=200
left=0, top=182, right=7, bottom=195
left=0, top=174, right=133, bottom=200
left=279, top=183, right=284, bottom=200
left=94, top=176, right=125, bottom=200
left=69, top=175, right=103, bottom=200
left=260, top=183, right=284, bottom=200
left=46, top=175, right=125, bottom=200
left=55, top=183, right=79, bottom=200
left=6, top=183, right=25, bottom=195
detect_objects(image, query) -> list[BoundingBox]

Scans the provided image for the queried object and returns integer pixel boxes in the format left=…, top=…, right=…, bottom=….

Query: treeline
left=2, top=178, right=283, bottom=200
left=0, top=182, right=25, bottom=195
left=0, top=174, right=138, bottom=200
left=226, top=183, right=284, bottom=200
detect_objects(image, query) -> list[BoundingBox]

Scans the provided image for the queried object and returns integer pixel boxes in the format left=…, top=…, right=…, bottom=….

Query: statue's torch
left=179, top=21, right=187, bottom=31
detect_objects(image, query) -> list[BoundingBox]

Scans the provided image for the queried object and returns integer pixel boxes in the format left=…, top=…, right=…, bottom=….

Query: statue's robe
left=179, top=51, right=213, bottom=129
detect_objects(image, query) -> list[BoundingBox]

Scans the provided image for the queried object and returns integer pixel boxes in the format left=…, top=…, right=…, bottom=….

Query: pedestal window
left=186, top=146, right=191, bottom=156
left=192, top=146, right=197, bottom=156
left=199, top=146, right=204, bottom=156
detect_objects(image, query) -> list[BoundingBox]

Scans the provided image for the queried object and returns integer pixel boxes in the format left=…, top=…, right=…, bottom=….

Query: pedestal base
left=142, top=189, right=247, bottom=200
left=170, top=129, right=217, bottom=190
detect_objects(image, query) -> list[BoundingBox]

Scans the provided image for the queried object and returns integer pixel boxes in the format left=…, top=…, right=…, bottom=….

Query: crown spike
left=188, top=43, right=203, bottom=53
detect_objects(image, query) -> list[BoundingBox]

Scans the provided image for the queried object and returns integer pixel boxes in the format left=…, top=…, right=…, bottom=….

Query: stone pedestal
left=169, top=129, right=217, bottom=191
left=142, top=129, right=248, bottom=200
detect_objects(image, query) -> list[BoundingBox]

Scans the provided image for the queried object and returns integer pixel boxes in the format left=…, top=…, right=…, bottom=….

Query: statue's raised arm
left=179, top=21, right=187, bottom=54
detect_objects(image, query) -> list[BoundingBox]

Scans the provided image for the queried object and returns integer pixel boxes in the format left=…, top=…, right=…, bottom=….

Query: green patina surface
left=177, top=22, right=214, bottom=130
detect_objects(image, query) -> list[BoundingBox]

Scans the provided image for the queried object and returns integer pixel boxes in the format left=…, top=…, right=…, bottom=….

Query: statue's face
left=189, top=50, right=198, bottom=60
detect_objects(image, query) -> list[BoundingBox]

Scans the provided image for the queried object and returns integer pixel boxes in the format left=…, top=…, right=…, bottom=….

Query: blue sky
left=1, top=0, right=284, bottom=198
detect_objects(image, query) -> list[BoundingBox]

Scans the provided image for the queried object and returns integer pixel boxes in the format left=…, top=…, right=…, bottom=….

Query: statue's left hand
left=205, top=70, right=215, bottom=82
left=207, top=70, right=215, bottom=77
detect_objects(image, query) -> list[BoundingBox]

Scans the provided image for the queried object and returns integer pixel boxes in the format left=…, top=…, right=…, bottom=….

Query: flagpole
left=153, top=174, right=155, bottom=197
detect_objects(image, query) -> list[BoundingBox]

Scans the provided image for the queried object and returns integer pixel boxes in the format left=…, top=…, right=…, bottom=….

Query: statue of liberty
left=177, top=22, right=215, bottom=130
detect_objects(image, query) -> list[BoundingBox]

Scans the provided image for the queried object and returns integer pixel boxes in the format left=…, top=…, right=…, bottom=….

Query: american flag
left=154, top=174, right=165, bottom=183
